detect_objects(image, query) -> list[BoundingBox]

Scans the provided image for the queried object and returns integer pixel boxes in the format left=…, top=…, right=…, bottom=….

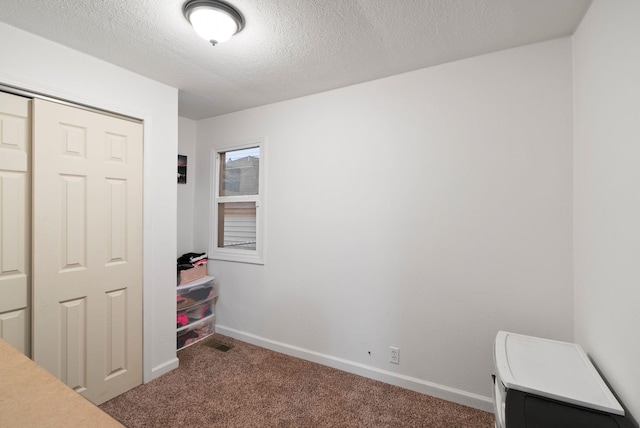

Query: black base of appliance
left=504, top=389, right=636, bottom=428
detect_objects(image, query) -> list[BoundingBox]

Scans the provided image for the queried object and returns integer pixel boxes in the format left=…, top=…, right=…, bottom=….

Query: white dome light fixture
left=183, top=0, right=244, bottom=46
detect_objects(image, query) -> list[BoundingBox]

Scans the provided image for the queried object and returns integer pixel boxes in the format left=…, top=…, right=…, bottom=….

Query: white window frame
left=209, top=140, right=265, bottom=265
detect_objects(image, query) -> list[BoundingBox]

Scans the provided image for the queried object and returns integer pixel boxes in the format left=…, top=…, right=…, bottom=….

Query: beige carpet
left=100, top=334, right=494, bottom=427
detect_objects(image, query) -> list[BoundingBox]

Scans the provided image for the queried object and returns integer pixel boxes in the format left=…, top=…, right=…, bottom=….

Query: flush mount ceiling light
left=183, top=0, right=244, bottom=46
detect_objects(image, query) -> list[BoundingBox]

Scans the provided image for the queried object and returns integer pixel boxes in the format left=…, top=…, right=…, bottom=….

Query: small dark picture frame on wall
left=178, top=155, right=187, bottom=184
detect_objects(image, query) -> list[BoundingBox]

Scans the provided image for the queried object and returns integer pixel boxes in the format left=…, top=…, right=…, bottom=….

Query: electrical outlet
left=390, top=346, right=399, bottom=364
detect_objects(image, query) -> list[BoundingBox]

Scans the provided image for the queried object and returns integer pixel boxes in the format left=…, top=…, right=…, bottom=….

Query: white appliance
left=492, top=331, right=635, bottom=428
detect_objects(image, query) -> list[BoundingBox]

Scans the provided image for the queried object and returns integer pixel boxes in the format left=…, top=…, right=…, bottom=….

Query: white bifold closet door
left=31, top=98, right=143, bottom=405
left=0, top=92, right=31, bottom=356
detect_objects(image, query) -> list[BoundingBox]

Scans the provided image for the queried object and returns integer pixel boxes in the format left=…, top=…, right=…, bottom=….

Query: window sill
left=208, top=250, right=264, bottom=265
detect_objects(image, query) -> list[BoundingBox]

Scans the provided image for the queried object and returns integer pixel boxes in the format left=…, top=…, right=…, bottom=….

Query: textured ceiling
left=0, top=0, right=591, bottom=120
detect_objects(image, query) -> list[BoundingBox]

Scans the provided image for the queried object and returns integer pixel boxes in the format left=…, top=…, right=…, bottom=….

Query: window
left=210, top=143, right=264, bottom=264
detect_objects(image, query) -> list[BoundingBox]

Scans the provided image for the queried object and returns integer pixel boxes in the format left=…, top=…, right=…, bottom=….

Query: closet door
left=32, top=99, right=143, bottom=405
left=0, top=92, right=31, bottom=355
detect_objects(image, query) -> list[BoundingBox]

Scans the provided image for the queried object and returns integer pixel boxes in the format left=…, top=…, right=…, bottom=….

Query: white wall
left=178, top=116, right=197, bottom=256
left=0, top=23, right=179, bottom=382
left=194, top=38, right=574, bottom=410
left=573, top=0, right=640, bottom=420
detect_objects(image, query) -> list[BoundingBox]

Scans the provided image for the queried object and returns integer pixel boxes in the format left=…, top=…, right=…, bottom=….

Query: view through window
left=212, top=145, right=263, bottom=263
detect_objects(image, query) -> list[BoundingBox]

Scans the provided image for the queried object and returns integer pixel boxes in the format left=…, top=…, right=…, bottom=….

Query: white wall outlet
left=390, top=346, right=399, bottom=364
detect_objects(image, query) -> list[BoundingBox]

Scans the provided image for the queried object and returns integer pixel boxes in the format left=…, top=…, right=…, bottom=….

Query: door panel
left=32, top=98, right=143, bottom=405
left=0, top=92, right=30, bottom=355
left=60, top=174, right=87, bottom=270
left=105, top=288, right=127, bottom=379
left=0, top=308, right=28, bottom=352
left=60, top=297, right=88, bottom=393
left=106, top=178, right=127, bottom=264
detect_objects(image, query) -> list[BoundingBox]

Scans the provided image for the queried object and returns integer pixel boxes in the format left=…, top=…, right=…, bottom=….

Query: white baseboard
left=147, top=357, right=179, bottom=382
left=216, top=324, right=494, bottom=413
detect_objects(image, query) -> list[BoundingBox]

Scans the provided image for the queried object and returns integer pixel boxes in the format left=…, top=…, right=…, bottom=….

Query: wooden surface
left=0, top=339, right=124, bottom=427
